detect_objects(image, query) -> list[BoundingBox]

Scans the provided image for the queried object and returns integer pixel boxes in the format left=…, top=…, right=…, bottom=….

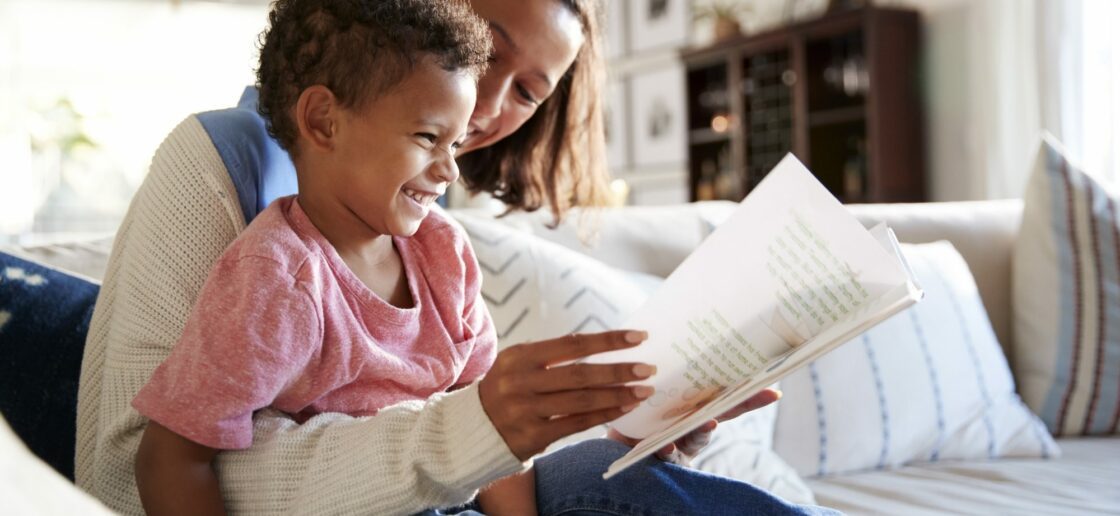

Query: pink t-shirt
left=132, top=196, right=496, bottom=450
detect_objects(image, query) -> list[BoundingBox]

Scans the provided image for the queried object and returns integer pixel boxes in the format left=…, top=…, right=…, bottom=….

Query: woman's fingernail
left=633, top=386, right=655, bottom=399
left=632, top=364, right=657, bottom=378
left=621, top=403, right=639, bottom=413
left=774, top=389, right=784, bottom=400
left=624, top=330, right=648, bottom=344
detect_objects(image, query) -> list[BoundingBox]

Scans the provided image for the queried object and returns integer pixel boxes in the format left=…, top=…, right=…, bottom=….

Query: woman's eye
left=515, top=84, right=539, bottom=106
left=416, top=133, right=438, bottom=144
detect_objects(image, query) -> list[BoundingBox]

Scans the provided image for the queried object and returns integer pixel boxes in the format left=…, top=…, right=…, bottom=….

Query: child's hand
left=478, top=330, right=656, bottom=461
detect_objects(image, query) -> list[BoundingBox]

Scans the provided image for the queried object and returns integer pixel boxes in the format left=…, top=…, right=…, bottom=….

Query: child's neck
left=297, top=193, right=414, bottom=309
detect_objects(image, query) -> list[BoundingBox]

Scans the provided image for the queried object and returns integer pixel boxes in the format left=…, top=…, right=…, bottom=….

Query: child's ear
left=294, top=85, right=337, bottom=153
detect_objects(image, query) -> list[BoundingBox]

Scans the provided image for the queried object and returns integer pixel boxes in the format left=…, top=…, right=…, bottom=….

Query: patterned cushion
left=0, top=251, right=100, bottom=481
left=773, top=241, right=1057, bottom=477
left=453, top=213, right=816, bottom=504
left=1013, top=135, right=1120, bottom=436
left=453, top=213, right=657, bottom=347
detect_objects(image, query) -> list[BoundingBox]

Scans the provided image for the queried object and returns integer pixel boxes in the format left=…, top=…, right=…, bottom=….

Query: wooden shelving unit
left=682, top=6, right=926, bottom=204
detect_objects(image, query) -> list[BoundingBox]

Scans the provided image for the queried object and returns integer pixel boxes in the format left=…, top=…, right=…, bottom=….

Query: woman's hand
left=606, top=388, right=782, bottom=465
left=479, top=330, right=657, bottom=461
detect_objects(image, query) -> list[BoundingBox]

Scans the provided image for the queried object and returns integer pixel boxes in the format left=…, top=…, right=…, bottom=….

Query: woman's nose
left=473, top=71, right=509, bottom=122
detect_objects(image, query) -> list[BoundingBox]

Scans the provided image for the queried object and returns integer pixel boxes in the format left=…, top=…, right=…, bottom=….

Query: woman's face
left=460, top=0, right=585, bottom=154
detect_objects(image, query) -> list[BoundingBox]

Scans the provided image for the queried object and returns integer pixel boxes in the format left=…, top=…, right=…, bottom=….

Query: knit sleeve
left=77, top=115, right=523, bottom=515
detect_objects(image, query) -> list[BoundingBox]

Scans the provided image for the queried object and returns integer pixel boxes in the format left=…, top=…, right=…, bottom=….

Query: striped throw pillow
left=773, top=241, right=1057, bottom=477
left=1013, top=135, right=1120, bottom=436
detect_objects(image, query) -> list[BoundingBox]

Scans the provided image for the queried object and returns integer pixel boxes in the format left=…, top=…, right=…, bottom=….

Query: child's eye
left=415, top=133, right=438, bottom=145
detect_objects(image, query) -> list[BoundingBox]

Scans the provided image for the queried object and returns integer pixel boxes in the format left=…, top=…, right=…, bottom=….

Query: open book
left=585, top=154, right=923, bottom=479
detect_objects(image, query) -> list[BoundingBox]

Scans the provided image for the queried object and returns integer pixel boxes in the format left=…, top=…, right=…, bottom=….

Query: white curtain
left=924, top=0, right=1119, bottom=201
left=1071, top=0, right=1120, bottom=187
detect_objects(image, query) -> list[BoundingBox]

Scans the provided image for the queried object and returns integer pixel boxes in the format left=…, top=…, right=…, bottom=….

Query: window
left=0, top=0, right=267, bottom=242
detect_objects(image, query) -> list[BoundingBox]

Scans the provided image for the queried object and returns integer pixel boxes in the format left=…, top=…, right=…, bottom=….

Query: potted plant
left=694, top=1, right=753, bottom=42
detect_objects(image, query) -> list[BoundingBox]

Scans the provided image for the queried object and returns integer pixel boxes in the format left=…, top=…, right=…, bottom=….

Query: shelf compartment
left=808, top=105, right=866, bottom=127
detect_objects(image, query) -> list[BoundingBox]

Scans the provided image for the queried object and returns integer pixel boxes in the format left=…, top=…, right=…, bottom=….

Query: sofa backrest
left=467, top=199, right=1024, bottom=355
left=840, top=200, right=1022, bottom=354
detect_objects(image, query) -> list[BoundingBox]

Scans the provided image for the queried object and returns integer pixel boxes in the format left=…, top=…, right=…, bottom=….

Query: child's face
left=326, top=59, right=476, bottom=237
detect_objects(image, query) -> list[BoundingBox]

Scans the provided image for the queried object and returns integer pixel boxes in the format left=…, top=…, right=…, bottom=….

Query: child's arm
left=477, top=467, right=537, bottom=516
left=135, top=420, right=227, bottom=516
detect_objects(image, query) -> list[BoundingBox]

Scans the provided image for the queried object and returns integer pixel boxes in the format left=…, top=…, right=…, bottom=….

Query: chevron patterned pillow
left=454, top=213, right=659, bottom=349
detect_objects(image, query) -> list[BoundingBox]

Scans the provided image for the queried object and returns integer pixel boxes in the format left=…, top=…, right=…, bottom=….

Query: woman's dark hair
left=456, top=0, right=610, bottom=225
left=256, top=0, right=491, bottom=156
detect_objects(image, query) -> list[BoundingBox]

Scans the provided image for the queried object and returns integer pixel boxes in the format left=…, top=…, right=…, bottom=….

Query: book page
left=600, top=226, right=922, bottom=479
left=584, top=154, right=916, bottom=439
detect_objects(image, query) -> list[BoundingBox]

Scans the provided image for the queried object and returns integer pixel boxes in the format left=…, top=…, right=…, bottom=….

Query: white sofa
left=458, top=198, right=1120, bottom=515
left=2, top=199, right=1118, bottom=514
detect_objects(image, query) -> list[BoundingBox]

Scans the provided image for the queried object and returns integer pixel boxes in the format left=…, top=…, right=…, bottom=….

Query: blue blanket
left=0, top=251, right=99, bottom=480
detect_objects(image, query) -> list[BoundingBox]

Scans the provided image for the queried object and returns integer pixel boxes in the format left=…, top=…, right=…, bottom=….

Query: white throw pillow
left=0, top=416, right=113, bottom=515
left=1013, top=135, right=1120, bottom=436
left=692, top=399, right=817, bottom=504
left=453, top=212, right=816, bottom=504
left=773, top=241, right=1058, bottom=477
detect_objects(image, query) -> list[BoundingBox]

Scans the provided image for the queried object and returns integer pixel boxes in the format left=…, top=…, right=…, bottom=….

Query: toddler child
left=132, top=0, right=539, bottom=513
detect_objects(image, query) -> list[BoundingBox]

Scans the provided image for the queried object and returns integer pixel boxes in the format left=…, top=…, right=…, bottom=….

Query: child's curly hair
left=256, top=0, right=491, bottom=155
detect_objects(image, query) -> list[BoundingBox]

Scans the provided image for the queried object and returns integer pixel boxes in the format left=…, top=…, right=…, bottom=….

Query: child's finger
left=674, top=421, right=716, bottom=457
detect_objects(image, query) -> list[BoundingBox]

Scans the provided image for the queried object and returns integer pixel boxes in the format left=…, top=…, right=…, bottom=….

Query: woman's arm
left=135, top=421, right=225, bottom=516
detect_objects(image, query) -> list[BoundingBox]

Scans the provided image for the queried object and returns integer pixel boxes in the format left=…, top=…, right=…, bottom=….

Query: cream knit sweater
left=75, top=116, right=524, bottom=515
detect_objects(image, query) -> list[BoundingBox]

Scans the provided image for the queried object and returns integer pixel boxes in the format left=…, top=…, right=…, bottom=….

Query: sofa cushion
left=806, top=436, right=1120, bottom=515
left=0, top=251, right=99, bottom=481
left=1013, top=135, right=1120, bottom=436
left=691, top=399, right=817, bottom=504
left=773, top=241, right=1057, bottom=477
left=0, top=415, right=113, bottom=514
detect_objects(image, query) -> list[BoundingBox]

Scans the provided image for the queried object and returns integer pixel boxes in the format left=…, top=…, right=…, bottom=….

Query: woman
left=76, top=0, right=830, bottom=514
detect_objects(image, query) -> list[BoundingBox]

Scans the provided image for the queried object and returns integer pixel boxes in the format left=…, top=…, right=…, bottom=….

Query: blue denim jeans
left=418, top=439, right=841, bottom=516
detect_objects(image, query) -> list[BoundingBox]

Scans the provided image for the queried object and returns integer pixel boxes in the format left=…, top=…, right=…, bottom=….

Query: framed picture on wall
left=605, top=0, right=627, bottom=59
left=628, top=0, right=690, bottom=54
left=605, top=79, right=628, bottom=170
left=629, top=65, right=686, bottom=167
